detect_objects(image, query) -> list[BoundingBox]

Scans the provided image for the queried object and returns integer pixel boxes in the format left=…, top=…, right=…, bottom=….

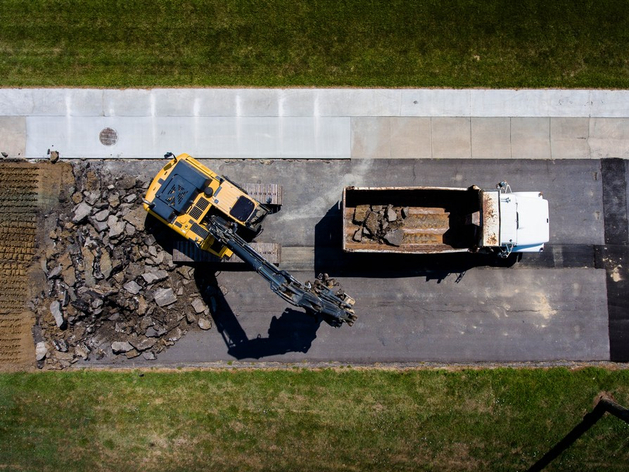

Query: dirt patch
left=0, top=312, right=35, bottom=371
left=0, top=161, right=71, bottom=370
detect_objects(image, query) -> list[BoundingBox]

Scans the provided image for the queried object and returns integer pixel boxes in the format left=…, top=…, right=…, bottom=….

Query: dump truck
left=342, top=182, right=549, bottom=257
left=143, top=153, right=356, bottom=326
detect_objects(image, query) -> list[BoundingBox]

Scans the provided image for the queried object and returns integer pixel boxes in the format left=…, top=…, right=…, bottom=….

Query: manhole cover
left=99, top=128, right=118, bottom=146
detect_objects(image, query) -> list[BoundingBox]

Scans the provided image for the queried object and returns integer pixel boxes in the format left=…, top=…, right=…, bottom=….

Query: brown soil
left=0, top=160, right=72, bottom=371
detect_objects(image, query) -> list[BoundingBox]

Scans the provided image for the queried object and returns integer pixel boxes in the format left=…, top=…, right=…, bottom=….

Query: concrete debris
left=84, top=191, right=100, bottom=206
left=142, top=269, right=168, bottom=285
left=108, top=193, right=120, bottom=209
left=47, top=265, right=63, bottom=280
left=72, top=201, right=93, bottom=223
left=35, top=341, right=48, bottom=361
left=130, top=337, right=157, bottom=352
left=142, top=351, right=157, bottom=361
left=100, top=251, right=113, bottom=279
left=53, top=338, right=69, bottom=352
left=93, top=209, right=109, bottom=222
left=123, top=206, right=147, bottom=231
left=91, top=218, right=109, bottom=233
left=353, top=205, right=370, bottom=224
left=74, top=344, right=90, bottom=360
left=31, top=161, right=219, bottom=371
left=198, top=318, right=212, bottom=330
left=364, top=211, right=380, bottom=236
left=111, top=341, right=134, bottom=354
left=145, top=325, right=167, bottom=338
left=352, top=204, right=407, bottom=247
left=191, top=298, right=207, bottom=314
left=49, top=301, right=66, bottom=329
left=107, top=215, right=126, bottom=239
left=123, top=280, right=142, bottom=295
left=126, top=349, right=141, bottom=359
left=167, top=326, right=183, bottom=343
left=384, top=229, right=404, bottom=247
left=154, top=288, right=177, bottom=307
left=118, top=176, right=138, bottom=190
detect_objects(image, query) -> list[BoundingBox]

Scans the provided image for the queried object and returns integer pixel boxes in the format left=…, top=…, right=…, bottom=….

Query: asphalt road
left=125, top=158, right=628, bottom=365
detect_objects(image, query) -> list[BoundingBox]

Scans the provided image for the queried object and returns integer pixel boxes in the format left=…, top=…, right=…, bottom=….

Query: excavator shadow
left=314, top=203, right=520, bottom=282
left=144, top=213, right=182, bottom=253
left=194, top=269, right=321, bottom=360
left=144, top=215, right=323, bottom=359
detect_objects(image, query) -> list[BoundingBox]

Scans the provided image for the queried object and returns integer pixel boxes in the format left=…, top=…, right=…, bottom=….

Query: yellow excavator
left=143, top=153, right=356, bottom=327
left=143, top=152, right=270, bottom=259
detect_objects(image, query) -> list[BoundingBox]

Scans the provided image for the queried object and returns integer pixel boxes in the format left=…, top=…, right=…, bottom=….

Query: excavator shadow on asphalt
left=145, top=213, right=327, bottom=359
left=194, top=270, right=322, bottom=360
left=314, top=203, right=521, bottom=283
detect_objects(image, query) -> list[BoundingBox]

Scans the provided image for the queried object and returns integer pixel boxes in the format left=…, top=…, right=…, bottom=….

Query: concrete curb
left=1, top=88, right=629, bottom=159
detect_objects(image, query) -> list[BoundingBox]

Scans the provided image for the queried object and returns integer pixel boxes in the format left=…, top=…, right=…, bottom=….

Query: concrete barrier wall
left=1, top=89, right=629, bottom=159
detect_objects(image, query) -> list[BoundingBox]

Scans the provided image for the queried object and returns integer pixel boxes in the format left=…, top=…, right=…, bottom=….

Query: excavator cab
left=143, top=153, right=270, bottom=258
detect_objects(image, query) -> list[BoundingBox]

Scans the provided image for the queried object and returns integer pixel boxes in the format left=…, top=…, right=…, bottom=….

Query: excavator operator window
left=230, top=196, right=255, bottom=222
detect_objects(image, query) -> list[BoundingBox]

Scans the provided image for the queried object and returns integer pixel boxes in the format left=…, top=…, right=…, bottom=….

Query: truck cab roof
left=499, top=191, right=550, bottom=251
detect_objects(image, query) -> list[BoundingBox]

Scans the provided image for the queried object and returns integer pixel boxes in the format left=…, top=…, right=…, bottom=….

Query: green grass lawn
left=1, top=367, right=628, bottom=471
left=1, top=0, right=628, bottom=88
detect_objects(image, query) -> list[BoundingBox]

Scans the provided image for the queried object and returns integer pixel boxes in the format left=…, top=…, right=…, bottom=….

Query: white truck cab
left=482, top=182, right=550, bottom=256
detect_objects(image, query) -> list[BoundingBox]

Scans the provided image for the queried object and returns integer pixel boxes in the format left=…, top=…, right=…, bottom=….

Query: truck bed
left=342, top=186, right=482, bottom=254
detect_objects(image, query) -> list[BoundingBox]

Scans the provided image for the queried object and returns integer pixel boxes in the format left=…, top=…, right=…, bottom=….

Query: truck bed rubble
left=352, top=203, right=456, bottom=248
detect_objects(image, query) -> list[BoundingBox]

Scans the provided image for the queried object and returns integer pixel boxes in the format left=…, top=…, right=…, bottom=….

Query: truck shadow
left=194, top=269, right=321, bottom=360
left=314, top=203, right=520, bottom=282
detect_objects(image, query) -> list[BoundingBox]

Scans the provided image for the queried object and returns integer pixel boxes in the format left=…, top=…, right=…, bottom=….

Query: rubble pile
left=31, top=163, right=217, bottom=369
left=352, top=204, right=409, bottom=247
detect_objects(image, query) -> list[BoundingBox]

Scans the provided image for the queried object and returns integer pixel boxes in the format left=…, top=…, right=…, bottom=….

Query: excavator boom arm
left=207, top=217, right=357, bottom=326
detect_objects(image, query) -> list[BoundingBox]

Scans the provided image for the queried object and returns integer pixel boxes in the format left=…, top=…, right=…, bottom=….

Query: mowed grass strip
left=0, top=368, right=628, bottom=471
left=1, top=0, right=629, bottom=88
